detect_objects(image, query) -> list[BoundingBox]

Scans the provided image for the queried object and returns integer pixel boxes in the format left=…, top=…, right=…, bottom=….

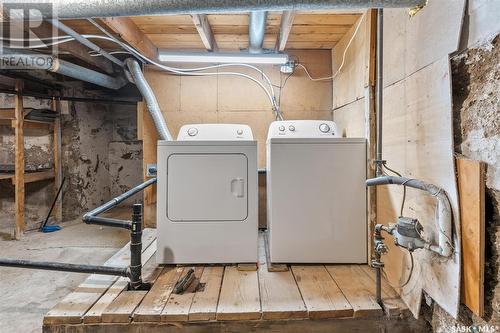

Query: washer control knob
left=319, top=123, right=330, bottom=133
left=288, top=125, right=295, bottom=131
left=187, top=127, right=198, bottom=136
left=279, top=125, right=286, bottom=132
left=237, top=129, right=243, bottom=135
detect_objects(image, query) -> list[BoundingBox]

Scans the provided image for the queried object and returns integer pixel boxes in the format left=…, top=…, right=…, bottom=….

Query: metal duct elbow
left=125, top=58, right=173, bottom=141
left=366, top=176, right=453, bottom=257
left=249, top=11, right=268, bottom=54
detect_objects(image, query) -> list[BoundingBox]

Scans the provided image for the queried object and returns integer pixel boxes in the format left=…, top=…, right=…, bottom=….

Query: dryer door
left=167, top=153, right=248, bottom=222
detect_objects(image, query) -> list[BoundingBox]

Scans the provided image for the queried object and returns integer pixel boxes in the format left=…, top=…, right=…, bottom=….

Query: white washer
left=266, top=120, right=367, bottom=263
left=157, top=124, right=258, bottom=264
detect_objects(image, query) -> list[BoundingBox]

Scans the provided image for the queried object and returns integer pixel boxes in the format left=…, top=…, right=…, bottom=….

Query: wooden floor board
left=291, top=265, right=353, bottom=319
left=258, top=234, right=307, bottom=320
left=216, top=266, right=261, bottom=321
left=101, top=290, right=147, bottom=323
left=133, top=266, right=184, bottom=322
left=83, top=240, right=158, bottom=324
left=325, top=265, right=383, bottom=318
left=360, top=265, right=410, bottom=317
left=162, top=266, right=204, bottom=321
left=43, top=229, right=156, bottom=325
left=188, top=266, right=224, bottom=321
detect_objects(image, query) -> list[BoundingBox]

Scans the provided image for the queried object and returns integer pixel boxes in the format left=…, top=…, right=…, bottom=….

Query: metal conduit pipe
left=375, top=8, right=384, bottom=176
left=83, top=177, right=157, bottom=228
left=50, top=19, right=124, bottom=67
left=1, top=50, right=127, bottom=90
left=125, top=58, right=173, bottom=141
left=17, top=0, right=424, bottom=19
left=366, top=176, right=453, bottom=257
left=249, top=11, right=268, bottom=54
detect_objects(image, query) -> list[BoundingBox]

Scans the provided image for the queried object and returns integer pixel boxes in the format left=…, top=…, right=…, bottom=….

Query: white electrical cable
left=297, top=12, right=365, bottom=81
left=1, top=30, right=280, bottom=111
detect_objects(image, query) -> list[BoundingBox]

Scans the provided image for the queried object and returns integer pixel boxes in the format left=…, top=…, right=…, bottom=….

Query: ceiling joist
left=100, top=17, right=158, bottom=60
left=191, top=14, right=218, bottom=52
left=275, top=11, right=295, bottom=52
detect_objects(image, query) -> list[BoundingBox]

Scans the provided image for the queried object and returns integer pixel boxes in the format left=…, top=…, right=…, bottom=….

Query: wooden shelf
left=0, top=169, right=55, bottom=184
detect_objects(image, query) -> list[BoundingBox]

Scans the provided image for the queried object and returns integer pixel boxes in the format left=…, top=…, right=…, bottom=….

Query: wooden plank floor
left=44, top=230, right=408, bottom=327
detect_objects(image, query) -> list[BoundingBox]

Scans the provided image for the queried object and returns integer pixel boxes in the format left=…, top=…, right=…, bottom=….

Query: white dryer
left=266, top=120, right=367, bottom=263
left=157, top=124, right=258, bottom=264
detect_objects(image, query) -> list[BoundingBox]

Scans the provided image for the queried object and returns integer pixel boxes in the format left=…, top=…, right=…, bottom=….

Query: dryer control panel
left=267, top=120, right=340, bottom=139
left=178, top=124, right=253, bottom=141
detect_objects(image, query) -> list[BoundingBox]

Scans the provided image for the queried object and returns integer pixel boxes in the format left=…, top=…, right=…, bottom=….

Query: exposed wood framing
left=14, top=79, right=24, bottom=239
left=52, top=97, right=63, bottom=222
left=191, top=14, right=218, bottom=51
left=33, top=21, right=114, bottom=74
left=275, top=11, right=295, bottom=52
left=100, top=17, right=158, bottom=60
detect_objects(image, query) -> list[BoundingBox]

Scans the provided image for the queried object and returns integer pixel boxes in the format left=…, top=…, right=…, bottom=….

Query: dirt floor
left=0, top=220, right=129, bottom=333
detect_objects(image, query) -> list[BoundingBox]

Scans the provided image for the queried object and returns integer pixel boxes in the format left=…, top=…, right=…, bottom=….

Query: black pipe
left=0, top=259, right=128, bottom=276
left=129, top=204, right=143, bottom=289
left=375, top=8, right=384, bottom=176
left=83, top=178, right=157, bottom=229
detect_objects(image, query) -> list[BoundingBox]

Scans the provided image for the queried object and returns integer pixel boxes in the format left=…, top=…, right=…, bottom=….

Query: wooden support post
left=14, top=79, right=25, bottom=239
left=52, top=97, right=63, bottom=222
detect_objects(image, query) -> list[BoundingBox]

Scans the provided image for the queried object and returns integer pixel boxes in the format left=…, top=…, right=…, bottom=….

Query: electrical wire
left=382, top=164, right=407, bottom=216
left=296, top=12, right=365, bottom=81
left=1, top=28, right=280, bottom=114
left=382, top=249, right=414, bottom=289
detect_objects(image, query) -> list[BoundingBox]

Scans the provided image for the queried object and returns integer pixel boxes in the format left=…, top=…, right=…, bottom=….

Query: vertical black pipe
left=129, top=204, right=143, bottom=290
left=376, top=8, right=384, bottom=176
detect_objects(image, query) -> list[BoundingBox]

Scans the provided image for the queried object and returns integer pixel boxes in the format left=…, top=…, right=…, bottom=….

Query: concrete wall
left=432, top=34, right=500, bottom=333
left=0, top=87, right=141, bottom=235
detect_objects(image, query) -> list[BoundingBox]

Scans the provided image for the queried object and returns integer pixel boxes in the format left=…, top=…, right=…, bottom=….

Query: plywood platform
left=43, top=230, right=427, bottom=333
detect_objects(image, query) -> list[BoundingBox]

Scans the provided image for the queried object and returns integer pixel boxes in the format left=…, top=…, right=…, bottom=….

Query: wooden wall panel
left=383, top=0, right=465, bottom=87
left=142, top=50, right=333, bottom=226
left=378, top=57, right=461, bottom=319
left=332, top=98, right=365, bottom=138
left=331, top=13, right=368, bottom=109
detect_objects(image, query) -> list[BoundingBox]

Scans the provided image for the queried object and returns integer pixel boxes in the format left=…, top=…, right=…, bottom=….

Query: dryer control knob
left=289, top=125, right=295, bottom=131
left=187, top=127, right=198, bottom=136
left=319, top=123, right=330, bottom=133
left=279, top=125, right=286, bottom=132
left=237, top=129, right=243, bottom=135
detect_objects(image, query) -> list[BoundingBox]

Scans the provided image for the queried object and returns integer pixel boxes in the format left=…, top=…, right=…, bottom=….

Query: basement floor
left=0, top=220, right=130, bottom=333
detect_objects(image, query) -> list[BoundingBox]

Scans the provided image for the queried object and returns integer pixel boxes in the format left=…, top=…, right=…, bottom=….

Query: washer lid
left=267, top=120, right=340, bottom=139
left=177, top=124, right=253, bottom=140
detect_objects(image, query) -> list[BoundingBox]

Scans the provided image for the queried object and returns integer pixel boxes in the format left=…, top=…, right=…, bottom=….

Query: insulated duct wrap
left=125, top=58, right=173, bottom=141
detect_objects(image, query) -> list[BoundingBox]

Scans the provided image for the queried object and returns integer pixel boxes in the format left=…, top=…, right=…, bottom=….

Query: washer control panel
left=177, top=124, right=253, bottom=141
left=267, top=120, right=340, bottom=139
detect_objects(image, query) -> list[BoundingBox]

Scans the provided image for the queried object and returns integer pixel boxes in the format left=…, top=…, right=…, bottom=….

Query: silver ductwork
left=0, top=51, right=127, bottom=90
left=10, top=0, right=425, bottom=19
left=248, top=11, right=267, bottom=54
left=125, top=58, right=173, bottom=141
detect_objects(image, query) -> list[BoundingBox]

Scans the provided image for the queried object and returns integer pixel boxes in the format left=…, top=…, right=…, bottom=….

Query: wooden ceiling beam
left=275, top=11, right=295, bottom=52
left=32, top=21, right=114, bottom=74
left=100, top=17, right=158, bottom=60
left=191, top=14, right=218, bottom=52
